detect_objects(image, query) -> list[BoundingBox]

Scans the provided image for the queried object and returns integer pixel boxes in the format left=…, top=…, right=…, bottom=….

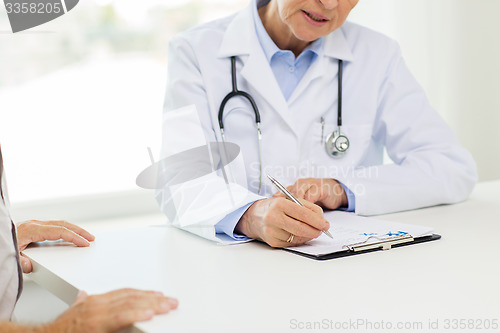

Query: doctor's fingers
left=280, top=199, right=328, bottom=231
left=20, top=219, right=95, bottom=242
left=261, top=213, right=322, bottom=243
left=16, top=222, right=91, bottom=250
left=298, top=199, right=324, bottom=216
left=260, top=225, right=313, bottom=248
left=280, top=215, right=324, bottom=240
left=270, top=195, right=323, bottom=216
left=256, top=211, right=320, bottom=242
left=285, top=178, right=318, bottom=197
left=286, top=179, right=327, bottom=203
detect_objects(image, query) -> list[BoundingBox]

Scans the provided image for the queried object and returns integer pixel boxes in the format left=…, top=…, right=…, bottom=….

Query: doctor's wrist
left=333, top=180, right=349, bottom=209
left=338, top=184, right=348, bottom=208
left=235, top=200, right=262, bottom=239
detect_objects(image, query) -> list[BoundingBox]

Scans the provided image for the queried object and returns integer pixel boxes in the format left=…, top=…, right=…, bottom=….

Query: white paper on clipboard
left=287, top=211, right=433, bottom=257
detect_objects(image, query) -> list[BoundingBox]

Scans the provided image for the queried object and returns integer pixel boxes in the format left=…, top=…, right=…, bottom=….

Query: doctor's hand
left=16, top=220, right=95, bottom=273
left=41, top=289, right=178, bottom=333
left=275, top=178, right=348, bottom=210
left=235, top=197, right=329, bottom=248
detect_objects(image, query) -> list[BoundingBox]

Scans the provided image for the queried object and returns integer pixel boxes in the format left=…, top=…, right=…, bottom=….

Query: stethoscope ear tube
left=218, top=56, right=263, bottom=193
left=218, top=56, right=261, bottom=131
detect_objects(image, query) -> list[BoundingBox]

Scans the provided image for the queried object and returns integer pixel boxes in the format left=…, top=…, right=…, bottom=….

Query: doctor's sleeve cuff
left=215, top=202, right=255, bottom=241
left=338, top=182, right=356, bottom=212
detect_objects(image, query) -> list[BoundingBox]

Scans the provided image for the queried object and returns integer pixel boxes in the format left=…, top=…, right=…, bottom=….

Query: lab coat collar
left=217, top=1, right=355, bottom=134
left=218, top=1, right=291, bottom=131
left=217, top=2, right=255, bottom=58
left=218, top=2, right=355, bottom=62
left=286, top=27, right=354, bottom=105
left=323, top=26, right=355, bottom=62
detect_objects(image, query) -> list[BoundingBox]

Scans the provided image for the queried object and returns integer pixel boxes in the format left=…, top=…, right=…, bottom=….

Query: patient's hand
left=16, top=220, right=95, bottom=273
left=42, top=289, right=178, bottom=333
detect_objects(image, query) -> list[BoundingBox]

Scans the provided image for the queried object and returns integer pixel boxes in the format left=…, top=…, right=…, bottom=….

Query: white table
left=24, top=181, right=500, bottom=333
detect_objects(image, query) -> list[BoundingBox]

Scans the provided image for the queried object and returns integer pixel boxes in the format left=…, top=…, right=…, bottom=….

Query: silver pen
left=267, top=174, right=333, bottom=239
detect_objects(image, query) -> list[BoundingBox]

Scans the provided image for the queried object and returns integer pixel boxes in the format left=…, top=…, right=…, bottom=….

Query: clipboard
left=281, top=211, right=441, bottom=261
left=284, top=233, right=441, bottom=261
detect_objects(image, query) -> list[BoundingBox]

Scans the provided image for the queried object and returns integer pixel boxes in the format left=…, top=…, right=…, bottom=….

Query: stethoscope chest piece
left=323, top=58, right=349, bottom=158
left=325, top=130, right=350, bottom=158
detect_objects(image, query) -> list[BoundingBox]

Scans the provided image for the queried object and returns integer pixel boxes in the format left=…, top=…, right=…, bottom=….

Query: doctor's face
left=275, top=0, right=359, bottom=41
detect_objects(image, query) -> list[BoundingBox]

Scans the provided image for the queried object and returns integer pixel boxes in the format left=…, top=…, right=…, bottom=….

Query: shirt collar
left=252, top=0, right=323, bottom=63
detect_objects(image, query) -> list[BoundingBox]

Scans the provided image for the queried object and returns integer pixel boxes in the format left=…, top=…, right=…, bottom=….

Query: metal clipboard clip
left=346, top=234, right=414, bottom=252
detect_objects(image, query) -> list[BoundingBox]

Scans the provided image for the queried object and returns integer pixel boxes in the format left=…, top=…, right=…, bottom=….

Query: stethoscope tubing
left=217, top=55, right=348, bottom=193
left=337, top=59, right=343, bottom=127
left=218, top=56, right=263, bottom=194
left=218, top=56, right=261, bottom=131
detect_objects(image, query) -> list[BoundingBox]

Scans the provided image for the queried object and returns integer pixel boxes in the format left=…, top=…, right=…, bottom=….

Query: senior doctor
left=157, top=0, right=477, bottom=247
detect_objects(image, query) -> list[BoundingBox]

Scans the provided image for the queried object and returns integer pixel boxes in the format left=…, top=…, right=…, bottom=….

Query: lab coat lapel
left=240, top=51, right=289, bottom=125
left=287, top=54, right=331, bottom=107
left=288, top=28, right=355, bottom=106
left=217, top=3, right=292, bottom=133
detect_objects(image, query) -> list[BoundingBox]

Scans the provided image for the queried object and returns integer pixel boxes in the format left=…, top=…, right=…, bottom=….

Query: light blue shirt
left=215, top=0, right=355, bottom=240
left=253, top=1, right=322, bottom=100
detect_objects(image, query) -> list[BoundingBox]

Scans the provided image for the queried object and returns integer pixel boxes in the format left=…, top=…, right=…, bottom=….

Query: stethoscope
left=218, top=56, right=350, bottom=193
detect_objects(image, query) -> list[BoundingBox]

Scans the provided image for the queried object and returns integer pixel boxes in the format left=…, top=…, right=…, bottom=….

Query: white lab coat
left=157, top=2, right=477, bottom=242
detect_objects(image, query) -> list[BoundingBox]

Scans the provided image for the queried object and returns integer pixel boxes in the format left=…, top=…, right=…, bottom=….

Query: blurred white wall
left=350, top=0, right=500, bottom=181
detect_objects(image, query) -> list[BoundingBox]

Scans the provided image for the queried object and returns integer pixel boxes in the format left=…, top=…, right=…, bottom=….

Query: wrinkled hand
left=275, top=178, right=348, bottom=210
left=17, top=220, right=95, bottom=273
left=235, top=197, right=329, bottom=248
left=42, top=289, right=178, bottom=333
